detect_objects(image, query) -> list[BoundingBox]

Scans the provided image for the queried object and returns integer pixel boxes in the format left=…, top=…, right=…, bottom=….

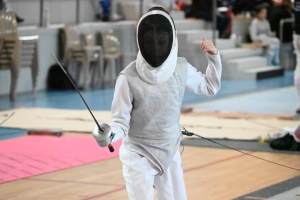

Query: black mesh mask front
left=138, top=14, right=173, bottom=68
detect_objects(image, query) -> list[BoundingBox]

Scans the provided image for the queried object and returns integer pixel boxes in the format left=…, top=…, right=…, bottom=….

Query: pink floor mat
left=0, top=135, right=122, bottom=184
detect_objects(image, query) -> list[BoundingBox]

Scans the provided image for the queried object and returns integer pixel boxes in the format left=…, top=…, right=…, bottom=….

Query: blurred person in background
left=191, top=0, right=230, bottom=38
left=232, top=0, right=273, bottom=19
left=269, top=0, right=293, bottom=43
left=249, top=3, right=280, bottom=65
left=99, top=0, right=110, bottom=21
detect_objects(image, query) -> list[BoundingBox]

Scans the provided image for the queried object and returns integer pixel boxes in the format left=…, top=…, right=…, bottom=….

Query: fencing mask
left=137, top=7, right=176, bottom=68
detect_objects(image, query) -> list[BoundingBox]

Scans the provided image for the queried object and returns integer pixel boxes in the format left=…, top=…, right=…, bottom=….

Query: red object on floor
left=0, top=135, right=122, bottom=184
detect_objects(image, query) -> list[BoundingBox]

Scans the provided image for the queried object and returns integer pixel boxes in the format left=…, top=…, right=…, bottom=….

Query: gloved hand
left=92, top=125, right=111, bottom=147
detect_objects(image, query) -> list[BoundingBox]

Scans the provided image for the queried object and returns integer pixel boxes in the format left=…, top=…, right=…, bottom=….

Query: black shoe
left=270, top=134, right=294, bottom=150
left=16, top=15, right=24, bottom=23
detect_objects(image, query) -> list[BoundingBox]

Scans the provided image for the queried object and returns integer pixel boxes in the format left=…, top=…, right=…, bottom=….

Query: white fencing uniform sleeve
left=249, top=20, right=259, bottom=41
left=186, top=52, right=222, bottom=96
left=110, top=74, right=133, bottom=143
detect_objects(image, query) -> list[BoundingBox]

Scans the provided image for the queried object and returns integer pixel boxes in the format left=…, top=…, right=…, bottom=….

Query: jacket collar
left=136, top=38, right=178, bottom=85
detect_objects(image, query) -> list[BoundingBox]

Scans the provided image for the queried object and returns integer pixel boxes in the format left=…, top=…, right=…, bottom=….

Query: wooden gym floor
left=0, top=136, right=299, bottom=200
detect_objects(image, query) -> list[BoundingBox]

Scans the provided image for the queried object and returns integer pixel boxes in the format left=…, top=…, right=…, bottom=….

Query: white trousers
left=258, top=34, right=280, bottom=65
left=119, top=144, right=187, bottom=200
left=294, top=34, right=300, bottom=108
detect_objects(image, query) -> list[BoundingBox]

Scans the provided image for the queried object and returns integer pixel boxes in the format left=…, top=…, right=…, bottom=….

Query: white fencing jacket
left=110, top=9, right=222, bottom=174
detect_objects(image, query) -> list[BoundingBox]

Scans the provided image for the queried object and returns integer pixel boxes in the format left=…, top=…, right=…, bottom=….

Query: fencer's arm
left=110, top=74, right=133, bottom=143
left=92, top=75, right=131, bottom=147
left=185, top=52, right=222, bottom=96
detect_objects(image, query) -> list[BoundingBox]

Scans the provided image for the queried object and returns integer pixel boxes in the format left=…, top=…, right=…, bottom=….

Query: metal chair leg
left=10, top=62, right=19, bottom=101
left=31, top=48, right=39, bottom=99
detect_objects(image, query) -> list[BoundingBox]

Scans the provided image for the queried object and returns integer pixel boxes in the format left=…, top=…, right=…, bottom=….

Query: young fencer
left=93, top=7, right=222, bottom=199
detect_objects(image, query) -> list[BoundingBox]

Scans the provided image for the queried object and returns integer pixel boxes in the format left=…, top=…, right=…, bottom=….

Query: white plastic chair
left=100, top=30, right=122, bottom=87
left=62, top=24, right=104, bottom=90
left=0, top=11, right=39, bottom=101
left=81, top=33, right=104, bottom=88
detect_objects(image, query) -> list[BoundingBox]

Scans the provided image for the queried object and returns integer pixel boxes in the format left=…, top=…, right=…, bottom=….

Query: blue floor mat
left=0, top=127, right=28, bottom=140
left=0, top=70, right=295, bottom=112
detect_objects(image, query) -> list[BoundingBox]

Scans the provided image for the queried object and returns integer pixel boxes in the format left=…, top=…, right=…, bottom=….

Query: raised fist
left=200, top=38, right=218, bottom=55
